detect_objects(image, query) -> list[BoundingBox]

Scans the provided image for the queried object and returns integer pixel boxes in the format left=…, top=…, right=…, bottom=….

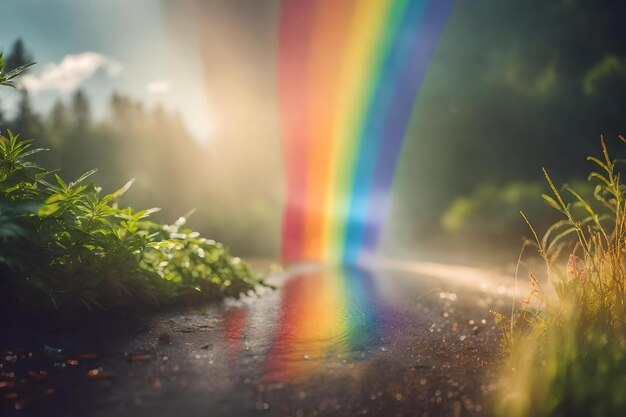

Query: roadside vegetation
left=442, top=181, right=556, bottom=246
left=0, top=56, right=261, bottom=313
left=442, top=181, right=599, bottom=251
left=495, top=136, right=626, bottom=416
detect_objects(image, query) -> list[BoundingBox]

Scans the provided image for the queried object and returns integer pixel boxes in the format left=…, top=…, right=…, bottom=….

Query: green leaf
left=38, top=203, right=60, bottom=217
left=587, top=156, right=610, bottom=174
left=588, top=172, right=611, bottom=187
left=55, top=174, right=67, bottom=190
left=542, top=194, right=564, bottom=213
left=4, top=62, right=36, bottom=80
left=111, top=178, right=135, bottom=198
left=71, top=169, right=98, bottom=187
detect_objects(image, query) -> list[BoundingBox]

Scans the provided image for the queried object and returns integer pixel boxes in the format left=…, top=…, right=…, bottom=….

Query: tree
left=4, top=39, right=33, bottom=73
left=71, top=89, right=91, bottom=130
left=0, top=100, right=5, bottom=128
left=12, top=89, right=44, bottom=139
left=46, top=99, right=70, bottom=168
left=49, top=100, right=69, bottom=135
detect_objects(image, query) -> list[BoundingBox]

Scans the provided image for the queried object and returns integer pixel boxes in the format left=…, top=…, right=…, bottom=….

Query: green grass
left=495, top=136, right=626, bottom=417
left=0, top=58, right=262, bottom=313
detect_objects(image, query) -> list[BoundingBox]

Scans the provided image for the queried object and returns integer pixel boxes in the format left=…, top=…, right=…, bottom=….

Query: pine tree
left=71, top=89, right=91, bottom=130
left=50, top=100, right=69, bottom=131
left=0, top=99, right=5, bottom=129
left=4, top=39, right=33, bottom=73
left=48, top=99, right=69, bottom=147
left=12, top=89, right=43, bottom=139
left=10, top=88, right=54, bottom=167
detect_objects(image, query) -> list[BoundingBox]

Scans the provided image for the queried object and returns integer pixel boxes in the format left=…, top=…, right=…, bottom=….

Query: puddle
left=264, top=267, right=397, bottom=382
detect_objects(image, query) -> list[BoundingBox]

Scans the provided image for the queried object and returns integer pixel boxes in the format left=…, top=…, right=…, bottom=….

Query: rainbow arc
left=279, top=0, right=454, bottom=264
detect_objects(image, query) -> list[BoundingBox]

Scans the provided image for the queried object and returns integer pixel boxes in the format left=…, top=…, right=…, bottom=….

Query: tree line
left=0, top=40, right=281, bottom=258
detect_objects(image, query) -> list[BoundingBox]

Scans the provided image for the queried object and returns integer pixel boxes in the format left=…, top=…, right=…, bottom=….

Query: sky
left=1, top=0, right=213, bottom=140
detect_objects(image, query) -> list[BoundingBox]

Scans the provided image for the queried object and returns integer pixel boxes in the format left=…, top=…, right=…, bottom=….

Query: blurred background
left=1, top=0, right=625, bottom=265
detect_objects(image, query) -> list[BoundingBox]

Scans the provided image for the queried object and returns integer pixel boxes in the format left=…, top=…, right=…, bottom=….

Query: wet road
left=2, top=262, right=520, bottom=417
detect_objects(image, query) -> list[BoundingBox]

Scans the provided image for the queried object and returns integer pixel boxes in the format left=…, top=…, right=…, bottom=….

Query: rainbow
left=279, top=0, right=454, bottom=264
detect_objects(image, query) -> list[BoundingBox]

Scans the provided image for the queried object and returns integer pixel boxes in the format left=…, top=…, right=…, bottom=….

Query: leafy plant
left=496, top=136, right=626, bottom=417
left=0, top=60, right=262, bottom=313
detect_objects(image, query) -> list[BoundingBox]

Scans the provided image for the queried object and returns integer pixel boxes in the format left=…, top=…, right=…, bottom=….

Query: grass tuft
left=496, top=135, right=626, bottom=417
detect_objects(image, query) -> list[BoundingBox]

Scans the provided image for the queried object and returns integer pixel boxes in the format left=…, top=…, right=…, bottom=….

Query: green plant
left=0, top=60, right=261, bottom=313
left=0, top=129, right=260, bottom=312
left=0, top=52, right=34, bottom=88
left=496, top=136, right=626, bottom=417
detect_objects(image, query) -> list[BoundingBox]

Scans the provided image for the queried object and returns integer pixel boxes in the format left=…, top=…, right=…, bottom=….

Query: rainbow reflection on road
left=264, top=266, right=401, bottom=382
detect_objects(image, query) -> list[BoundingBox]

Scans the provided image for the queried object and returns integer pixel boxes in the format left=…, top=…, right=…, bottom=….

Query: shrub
left=0, top=129, right=260, bottom=312
left=0, top=57, right=261, bottom=313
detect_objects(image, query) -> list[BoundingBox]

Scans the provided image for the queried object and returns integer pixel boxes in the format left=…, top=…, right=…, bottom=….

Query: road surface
left=1, top=261, right=524, bottom=417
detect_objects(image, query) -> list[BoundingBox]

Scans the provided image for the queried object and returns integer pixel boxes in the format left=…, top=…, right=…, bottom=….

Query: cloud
left=20, top=52, right=122, bottom=93
left=146, top=80, right=171, bottom=94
